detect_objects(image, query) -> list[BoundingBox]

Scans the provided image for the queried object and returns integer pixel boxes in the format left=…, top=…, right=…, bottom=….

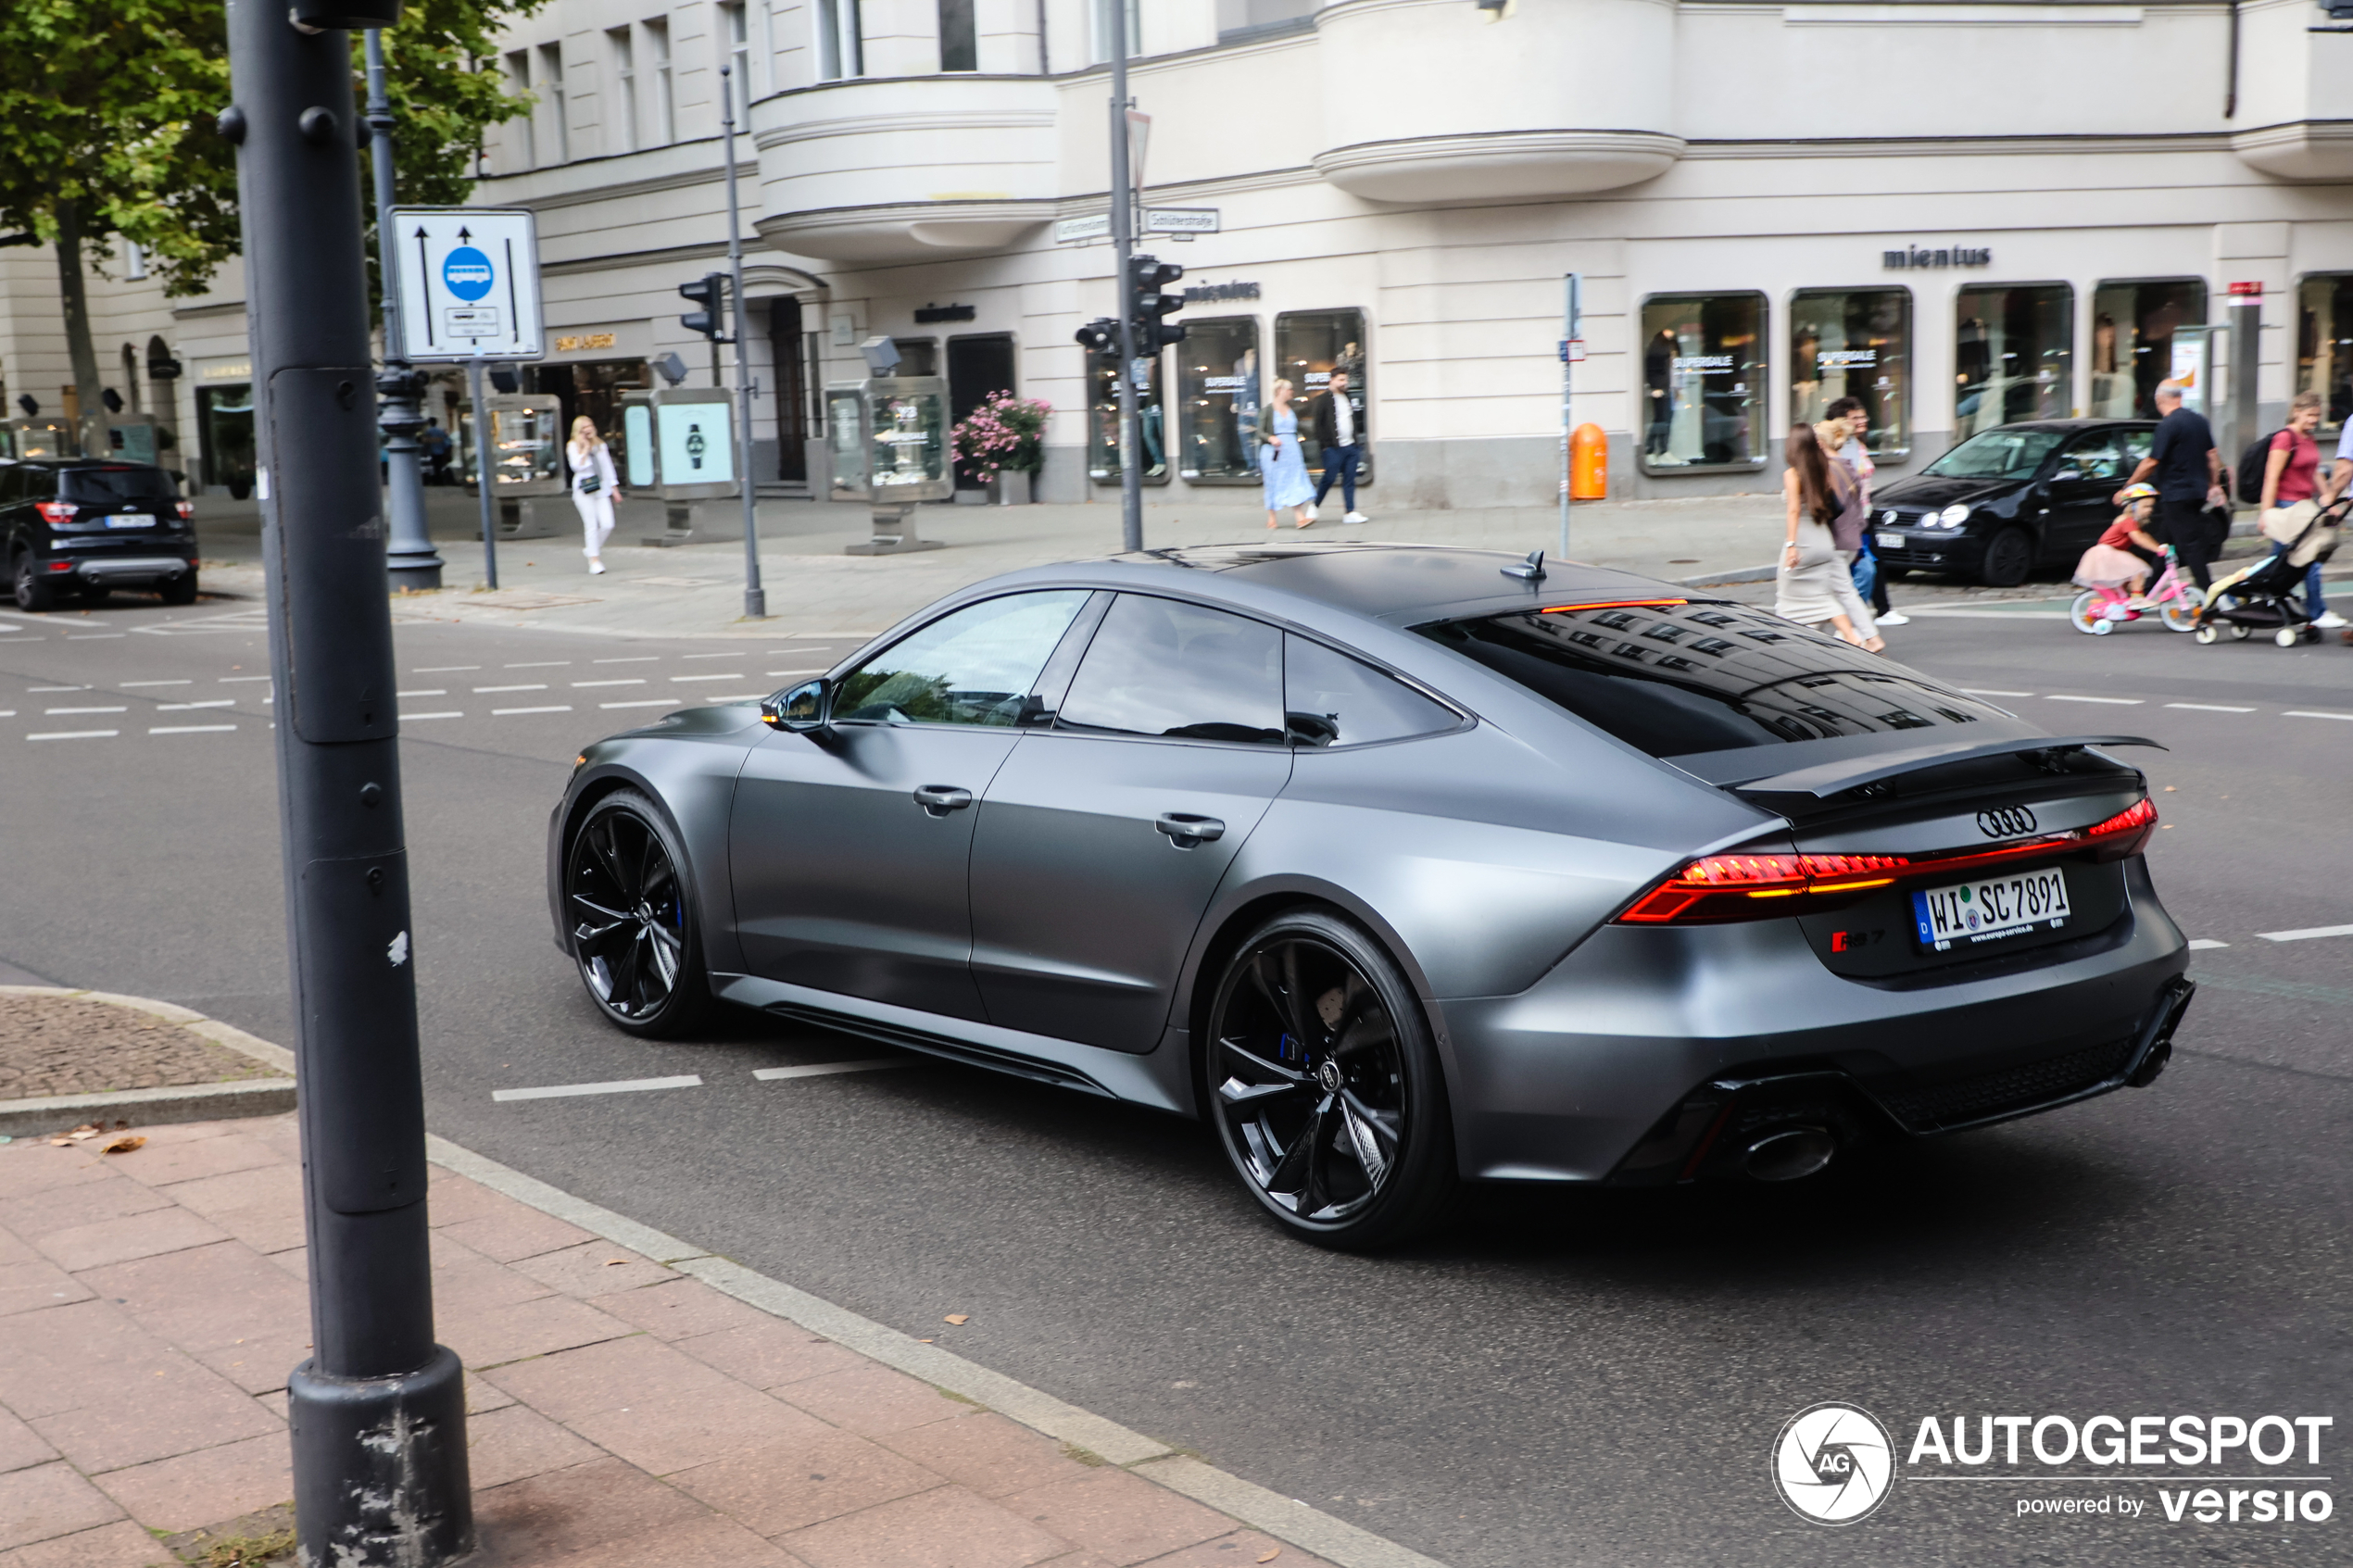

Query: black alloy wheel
left=160, top=573, right=198, bottom=607
left=1979, top=526, right=2036, bottom=588
left=1204, top=909, right=1454, bottom=1249
left=564, top=790, right=713, bottom=1037
left=13, top=553, right=54, bottom=613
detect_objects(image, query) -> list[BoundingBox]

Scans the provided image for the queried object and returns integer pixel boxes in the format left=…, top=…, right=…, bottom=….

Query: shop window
left=1176, top=317, right=1260, bottom=484
left=2296, top=274, right=2353, bottom=432
left=1273, top=309, right=1369, bottom=483
left=1088, top=350, right=1168, bottom=485
left=1791, top=288, right=1909, bottom=458
left=524, top=359, right=651, bottom=479
left=1954, top=284, right=2072, bottom=440
left=2089, top=279, right=2207, bottom=420
left=196, top=383, right=256, bottom=499
left=1641, top=293, right=1767, bottom=472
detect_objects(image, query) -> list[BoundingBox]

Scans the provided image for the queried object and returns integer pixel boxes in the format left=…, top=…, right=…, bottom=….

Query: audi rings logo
left=1773, top=1402, right=1897, bottom=1524
left=1976, top=805, right=2038, bottom=839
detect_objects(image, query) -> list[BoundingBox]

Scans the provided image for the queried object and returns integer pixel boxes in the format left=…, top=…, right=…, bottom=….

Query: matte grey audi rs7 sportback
left=548, top=545, right=2193, bottom=1248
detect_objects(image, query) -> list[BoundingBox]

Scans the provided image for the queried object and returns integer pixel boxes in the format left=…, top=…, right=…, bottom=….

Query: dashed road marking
left=2045, top=694, right=2143, bottom=705
left=121, top=680, right=191, bottom=687
left=2186, top=939, right=2230, bottom=950
left=474, top=684, right=547, bottom=693
left=493, top=1074, right=702, bottom=1102
left=2284, top=709, right=2353, bottom=722
left=397, top=689, right=447, bottom=697
left=492, top=705, right=572, bottom=716
left=599, top=699, right=675, bottom=709
left=1959, top=687, right=2032, bottom=697
left=415, top=665, right=479, bottom=672
left=572, top=679, right=645, bottom=688
left=2258, top=923, right=2353, bottom=943
left=593, top=656, right=658, bottom=664
left=28, top=685, right=85, bottom=693
left=2165, top=703, right=2255, bottom=713
left=150, top=724, right=236, bottom=734
left=157, top=700, right=236, bottom=710
left=507, top=660, right=570, bottom=668
left=46, top=706, right=126, bottom=715
left=767, top=669, right=825, bottom=678
left=680, top=652, right=744, bottom=659
left=220, top=675, right=271, bottom=684
left=401, top=710, right=463, bottom=721
left=672, top=672, right=746, bottom=682
left=27, top=729, right=117, bottom=741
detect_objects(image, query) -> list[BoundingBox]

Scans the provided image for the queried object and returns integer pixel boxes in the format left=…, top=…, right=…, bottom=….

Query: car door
left=2040, top=429, right=2144, bottom=554
left=968, top=593, right=1294, bottom=1052
left=728, top=588, right=1094, bottom=1022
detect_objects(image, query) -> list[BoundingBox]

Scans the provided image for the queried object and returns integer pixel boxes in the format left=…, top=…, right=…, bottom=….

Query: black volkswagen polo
left=1869, top=420, right=2156, bottom=588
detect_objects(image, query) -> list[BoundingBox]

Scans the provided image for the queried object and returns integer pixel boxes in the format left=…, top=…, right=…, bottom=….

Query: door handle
left=912, top=784, right=973, bottom=817
left=1154, top=812, right=1226, bottom=848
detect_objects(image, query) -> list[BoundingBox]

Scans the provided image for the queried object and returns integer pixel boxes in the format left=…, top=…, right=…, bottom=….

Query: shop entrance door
left=767, top=297, right=809, bottom=483
left=947, top=334, right=1016, bottom=492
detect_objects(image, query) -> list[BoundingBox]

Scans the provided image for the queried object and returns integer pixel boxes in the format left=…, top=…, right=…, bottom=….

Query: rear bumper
left=1436, top=858, right=2188, bottom=1183
left=63, top=553, right=195, bottom=585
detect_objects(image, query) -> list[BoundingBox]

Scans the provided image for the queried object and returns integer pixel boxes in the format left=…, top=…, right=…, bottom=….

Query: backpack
left=2236, top=429, right=2289, bottom=506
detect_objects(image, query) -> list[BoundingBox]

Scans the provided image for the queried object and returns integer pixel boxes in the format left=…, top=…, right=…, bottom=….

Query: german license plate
left=1912, top=866, right=2070, bottom=950
left=106, top=514, right=154, bottom=529
left=1876, top=530, right=1906, bottom=550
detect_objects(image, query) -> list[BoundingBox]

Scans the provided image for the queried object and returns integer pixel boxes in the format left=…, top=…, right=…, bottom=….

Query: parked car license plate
left=1912, top=866, right=2070, bottom=950
left=1876, top=530, right=1906, bottom=550
left=106, top=514, right=154, bottom=529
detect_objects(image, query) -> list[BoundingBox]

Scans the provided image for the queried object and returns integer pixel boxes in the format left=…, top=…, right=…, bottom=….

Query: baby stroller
left=2193, top=497, right=2343, bottom=647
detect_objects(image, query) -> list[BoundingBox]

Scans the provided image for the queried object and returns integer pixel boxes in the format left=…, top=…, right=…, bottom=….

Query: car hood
left=1872, top=474, right=2020, bottom=509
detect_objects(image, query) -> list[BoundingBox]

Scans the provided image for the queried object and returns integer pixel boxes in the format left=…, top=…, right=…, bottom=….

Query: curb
left=0, top=987, right=296, bottom=1137
left=1677, top=564, right=1776, bottom=587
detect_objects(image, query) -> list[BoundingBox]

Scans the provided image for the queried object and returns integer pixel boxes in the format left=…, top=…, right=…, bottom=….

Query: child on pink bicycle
left=2071, top=482, right=2201, bottom=633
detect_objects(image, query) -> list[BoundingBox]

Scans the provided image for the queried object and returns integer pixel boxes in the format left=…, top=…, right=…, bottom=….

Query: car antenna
left=1501, top=549, right=1545, bottom=582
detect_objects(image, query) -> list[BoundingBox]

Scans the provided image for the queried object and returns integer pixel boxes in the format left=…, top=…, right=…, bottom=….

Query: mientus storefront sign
left=1884, top=244, right=1993, bottom=270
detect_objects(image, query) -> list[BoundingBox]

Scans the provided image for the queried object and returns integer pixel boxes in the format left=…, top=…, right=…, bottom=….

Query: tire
left=1202, top=909, right=1455, bottom=1250
left=2159, top=586, right=2204, bottom=633
left=561, top=789, right=715, bottom=1038
left=12, top=552, right=55, bottom=613
left=2194, top=623, right=2220, bottom=645
left=2230, top=622, right=2251, bottom=641
left=1979, top=527, right=2035, bottom=588
left=2069, top=592, right=2109, bottom=635
left=2276, top=627, right=2301, bottom=648
left=160, top=573, right=197, bottom=607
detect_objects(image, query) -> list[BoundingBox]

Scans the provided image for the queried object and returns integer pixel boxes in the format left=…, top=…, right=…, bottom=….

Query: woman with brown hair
left=1777, top=423, right=1883, bottom=650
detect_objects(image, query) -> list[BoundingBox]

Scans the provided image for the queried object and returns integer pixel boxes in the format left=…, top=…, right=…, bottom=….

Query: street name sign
left=389, top=207, right=546, bottom=362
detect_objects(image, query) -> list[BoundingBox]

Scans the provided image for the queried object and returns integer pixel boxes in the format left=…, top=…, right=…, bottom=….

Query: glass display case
left=824, top=378, right=950, bottom=503
left=10, top=418, right=74, bottom=460
left=459, top=394, right=565, bottom=495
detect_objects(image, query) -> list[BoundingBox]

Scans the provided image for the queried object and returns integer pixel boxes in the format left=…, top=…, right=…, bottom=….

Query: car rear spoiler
left=1717, top=734, right=2165, bottom=799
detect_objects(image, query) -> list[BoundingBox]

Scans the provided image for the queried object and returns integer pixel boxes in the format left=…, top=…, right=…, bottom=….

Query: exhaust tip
left=1745, top=1126, right=1837, bottom=1183
left=2126, top=1038, right=2171, bottom=1089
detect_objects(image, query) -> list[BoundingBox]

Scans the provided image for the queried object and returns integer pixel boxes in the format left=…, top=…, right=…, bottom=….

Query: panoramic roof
left=1113, top=543, right=1702, bottom=625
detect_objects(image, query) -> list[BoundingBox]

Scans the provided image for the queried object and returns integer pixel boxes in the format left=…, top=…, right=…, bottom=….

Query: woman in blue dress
left=1259, top=378, right=1315, bottom=529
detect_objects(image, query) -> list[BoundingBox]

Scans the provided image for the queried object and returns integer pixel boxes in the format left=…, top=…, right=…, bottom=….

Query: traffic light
left=1127, top=255, right=1186, bottom=349
left=1074, top=317, right=1119, bottom=356
left=679, top=272, right=728, bottom=342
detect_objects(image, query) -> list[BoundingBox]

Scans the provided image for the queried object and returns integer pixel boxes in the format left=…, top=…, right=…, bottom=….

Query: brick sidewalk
left=0, top=1114, right=1329, bottom=1568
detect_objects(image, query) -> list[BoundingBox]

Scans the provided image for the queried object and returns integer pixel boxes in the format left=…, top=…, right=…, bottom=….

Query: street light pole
left=223, top=0, right=471, bottom=1562
left=364, top=31, right=443, bottom=590
left=1109, top=5, right=1142, bottom=554
left=721, top=65, right=766, bottom=620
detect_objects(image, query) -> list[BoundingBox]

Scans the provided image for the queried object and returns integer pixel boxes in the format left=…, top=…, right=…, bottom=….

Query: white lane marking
left=27, top=730, right=118, bottom=741
left=121, top=680, right=192, bottom=687
left=572, top=679, right=645, bottom=688
left=752, top=1060, right=908, bottom=1082
left=2284, top=709, right=2353, bottom=721
left=157, top=699, right=236, bottom=710
left=766, top=669, right=824, bottom=678
left=397, top=688, right=447, bottom=697
left=2186, top=939, right=2230, bottom=950
left=681, top=652, right=745, bottom=659
left=2258, top=923, right=2353, bottom=943
left=507, top=660, right=570, bottom=668
left=0, top=636, right=43, bottom=643
left=700, top=694, right=763, bottom=702
left=29, top=685, right=85, bottom=692
left=2166, top=703, right=2257, bottom=713
left=150, top=723, right=237, bottom=734
left=415, top=665, right=479, bottom=672
left=474, top=684, right=548, bottom=693
left=671, top=672, right=744, bottom=682
left=599, top=699, right=676, bottom=709
left=46, top=705, right=127, bottom=714
left=593, top=656, right=658, bottom=664
left=789, top=631, right=872, bottom=638
left=0, top=709, right=13, bottom=718
left=220, top=675, right=271, bottom=683
left=1958, top=687, right=2032, bottom=697
left=493, top=705, right=572, bottom=716
left=493, top=1073, right=702, bottom=1102
left=401, top=710, right=464, bottom=721
left=2045, top=694, right=2143, bottom=705
left=66, top=633, right=127, bottom=640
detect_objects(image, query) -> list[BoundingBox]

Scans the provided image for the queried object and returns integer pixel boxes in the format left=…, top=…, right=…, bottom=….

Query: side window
left=833, top=590, right=1091, bottom=727
left=1284, top=634, right=1457, bottom=748
left=1056, top=595, right=1285, bottom=744
left=2062, top=433, right=2125, bottom=480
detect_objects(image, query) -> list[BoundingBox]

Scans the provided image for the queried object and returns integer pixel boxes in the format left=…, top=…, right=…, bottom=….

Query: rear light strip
left=34, top=502, right=78, bottom=525
left=1616, top=798, right=2158, bottom=924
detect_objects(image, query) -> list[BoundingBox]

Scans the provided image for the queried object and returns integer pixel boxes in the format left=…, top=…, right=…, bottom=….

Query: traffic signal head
left=678, top=273, right=727, bottom=342
left=1074, top=317, right=1119, bottom=356
left=1127, top=254, right=1186, bottom=349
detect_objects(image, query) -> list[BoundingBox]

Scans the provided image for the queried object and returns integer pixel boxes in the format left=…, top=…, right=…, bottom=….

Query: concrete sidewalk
left=0, top=1110, right=1374, bottom=1568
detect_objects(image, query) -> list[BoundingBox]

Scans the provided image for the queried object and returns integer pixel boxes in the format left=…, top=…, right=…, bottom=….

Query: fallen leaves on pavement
left=943, top=1313, right=969, bottom=1324
left=102, top=1135, right=147, bottom=1154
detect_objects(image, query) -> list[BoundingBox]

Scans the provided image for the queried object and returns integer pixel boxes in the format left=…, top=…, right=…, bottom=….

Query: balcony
left=1312, top=0, right=1682, bottom=203
left=749, top=76, right=1057, bottom=262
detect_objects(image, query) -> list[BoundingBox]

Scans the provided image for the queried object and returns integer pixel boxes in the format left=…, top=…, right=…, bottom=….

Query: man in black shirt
left=2118, top=380, right=2225, bottom=588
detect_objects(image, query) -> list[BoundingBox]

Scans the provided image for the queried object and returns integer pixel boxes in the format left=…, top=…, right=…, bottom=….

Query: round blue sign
left=442, top=246, right=495, bottom=302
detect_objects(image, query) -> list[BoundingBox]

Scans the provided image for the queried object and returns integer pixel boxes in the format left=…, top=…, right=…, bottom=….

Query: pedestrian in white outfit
left=566, top=416, right=623, bottom=574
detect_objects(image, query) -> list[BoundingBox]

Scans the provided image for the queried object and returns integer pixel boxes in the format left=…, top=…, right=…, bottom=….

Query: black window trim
left=821, top=585, right=1102, bottom=733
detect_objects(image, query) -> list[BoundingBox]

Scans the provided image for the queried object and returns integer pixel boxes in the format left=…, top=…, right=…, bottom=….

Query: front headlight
left=1938, top=504, right=1971, bottom=527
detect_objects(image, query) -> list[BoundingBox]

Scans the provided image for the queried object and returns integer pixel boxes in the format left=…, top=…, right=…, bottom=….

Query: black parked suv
left=4, top=459, right=199, bottom=611
left=1869, top=420, right=2156, bottom=587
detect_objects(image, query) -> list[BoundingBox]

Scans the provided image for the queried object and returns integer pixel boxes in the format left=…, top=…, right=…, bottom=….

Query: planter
left=990, top=470, right=1033, bottom=506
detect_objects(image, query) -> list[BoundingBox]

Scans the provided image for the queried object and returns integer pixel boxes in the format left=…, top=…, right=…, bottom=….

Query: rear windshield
left=60, top=467, right=181, bottom=506
left=1417, top=602, right=2012, bottom=758
left=1920, top=429, right=2066, bottom=481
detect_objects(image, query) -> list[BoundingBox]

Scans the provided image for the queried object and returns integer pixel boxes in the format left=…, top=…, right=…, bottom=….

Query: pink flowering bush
left=952, top=392, right=1050, bottom=483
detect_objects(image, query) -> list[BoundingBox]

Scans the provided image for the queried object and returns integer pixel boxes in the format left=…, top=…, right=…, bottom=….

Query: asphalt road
left=3, top=584, right=2347, bottom=1567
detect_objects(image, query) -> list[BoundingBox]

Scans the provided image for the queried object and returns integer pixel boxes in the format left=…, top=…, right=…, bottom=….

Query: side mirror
left=762, top=678, right=830, bottom=733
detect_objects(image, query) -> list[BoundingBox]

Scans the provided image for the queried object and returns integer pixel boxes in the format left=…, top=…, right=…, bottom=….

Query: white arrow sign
left=389, top=207, right=546, bottom=362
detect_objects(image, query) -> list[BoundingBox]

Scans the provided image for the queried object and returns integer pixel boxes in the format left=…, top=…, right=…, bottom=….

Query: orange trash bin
left=1570, top=422, right=1607, bottom=500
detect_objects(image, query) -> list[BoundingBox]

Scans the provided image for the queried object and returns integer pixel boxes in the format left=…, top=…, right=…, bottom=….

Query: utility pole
left=364, top=31, right=442, bottom=589
left=222, top=0, right=471, bottom=1562
left=721, top=65, right=766, bottom=619
left=1108, top=3, right=1142, bottom=553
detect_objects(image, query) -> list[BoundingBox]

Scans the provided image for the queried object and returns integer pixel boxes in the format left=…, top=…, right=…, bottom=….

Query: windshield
left=1418, top=602, right=2013, bottom=758
left=1921, top=429, right=2067, bottom=481
left=61, top=467, right=181, bottom=507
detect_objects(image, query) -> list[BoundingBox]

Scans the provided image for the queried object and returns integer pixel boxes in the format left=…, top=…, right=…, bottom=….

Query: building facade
left=9, top=0, right=2353, bottom=508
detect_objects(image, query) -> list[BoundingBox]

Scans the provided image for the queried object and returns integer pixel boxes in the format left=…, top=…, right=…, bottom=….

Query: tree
left=0, top=0, right=537, bottom=455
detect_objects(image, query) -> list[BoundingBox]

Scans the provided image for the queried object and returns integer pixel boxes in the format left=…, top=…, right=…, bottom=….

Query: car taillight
left=1616, top=797, right=2158, bottom=925
left=175, top=502, right=195, bottom=521
left=35, top=501, right=78, bottom=525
